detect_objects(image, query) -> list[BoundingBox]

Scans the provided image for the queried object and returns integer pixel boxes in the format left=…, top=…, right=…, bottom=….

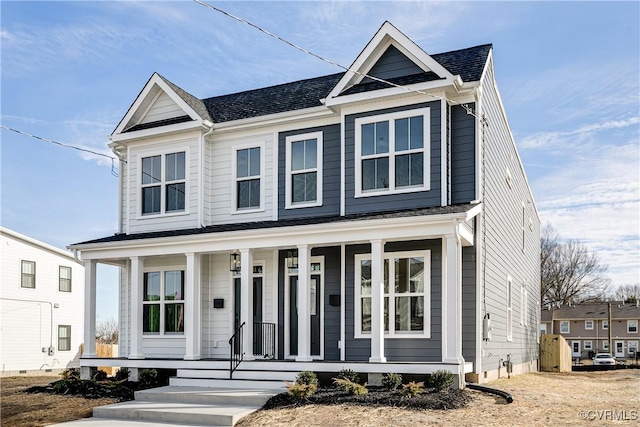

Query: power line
left=1, top=124, right=121, bottom=177
left=192, top=0, right=483, bottom=120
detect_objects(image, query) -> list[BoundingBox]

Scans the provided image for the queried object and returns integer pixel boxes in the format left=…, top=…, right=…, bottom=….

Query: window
left=603, top=341, right=609, bottom=351
left=540, top=324, right=547, bottom=335
left=355, top=251, right=430, bottom=338
left=355, top=108, right=430, bottom=197
left=602, top=320, right=609, bottom=330
left=58, top=325, right=71, bottom=351
left=234, top=146, right=261, bottom=210
left=59, top=266, right=72, bottom=292
left=560, top=321, right=570, bottom=334
left=585, top=320, right=594, bottom=330
left=141, top=151, right=186, bottom=215
left=506, top=276, right=513, bottom=341
left=143, top=270, right=184, bottom=335
left=628, top=320, right=638, bottom=333
left=21, top=260, right=35, bottom=288
left=629, top=341, right=638, bottom=355
left=286, top=132, right=322, bottom=208
left=584, top=340, right=593, bottom=350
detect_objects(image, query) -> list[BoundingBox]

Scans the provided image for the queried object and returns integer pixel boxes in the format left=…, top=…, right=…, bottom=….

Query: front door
left=286, top=259, right=323, bottom=359
left=572, top=341, right=581, bottom=357
left=233, top=274, right=264, bottom=356
left=615, top=340, right=625, bottom=358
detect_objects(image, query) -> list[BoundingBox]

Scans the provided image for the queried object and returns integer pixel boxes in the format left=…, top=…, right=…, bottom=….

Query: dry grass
left=1, top=370, right=638, bottom=426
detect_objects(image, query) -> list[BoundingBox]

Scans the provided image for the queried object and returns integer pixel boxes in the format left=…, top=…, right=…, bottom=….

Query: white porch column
left=83, top=260, right=97, bottom=358
left=240, top=249, right=254, bottom=361
left=296, top=244, right=312, bottom=362
left=369, top=239, right=386, bottom=363
left=442, top=232, right=465, bottom=388
left=184, top=252, right=201, bottom=360
left=129, top=256, right=145, bottom=359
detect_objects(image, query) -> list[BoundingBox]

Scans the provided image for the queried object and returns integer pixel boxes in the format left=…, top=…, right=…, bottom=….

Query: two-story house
left=70, top=22, right=540, bottom=387
left=541, top=302, right=640, bottom=360
left=1, top=227, right=85, bottom=376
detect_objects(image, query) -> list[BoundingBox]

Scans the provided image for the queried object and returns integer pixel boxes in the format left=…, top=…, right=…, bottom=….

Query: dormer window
left=141, top=151, right=185, bottom=215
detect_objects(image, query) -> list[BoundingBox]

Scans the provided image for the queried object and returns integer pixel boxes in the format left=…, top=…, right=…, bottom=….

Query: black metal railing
left=229, top=322, right=245, bottom=379
left=253, top=322, right=276, bottom=359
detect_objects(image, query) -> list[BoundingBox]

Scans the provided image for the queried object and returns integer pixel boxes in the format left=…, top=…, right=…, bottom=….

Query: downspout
left=454, top=220, right=466, bottom=386
left=201, top=120, right=215, bottom=228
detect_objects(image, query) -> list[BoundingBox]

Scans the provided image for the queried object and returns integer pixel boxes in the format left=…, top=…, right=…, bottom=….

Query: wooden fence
left=540, top=334, right=572, bottom=372
left=96, top=343, right=119, bottom=376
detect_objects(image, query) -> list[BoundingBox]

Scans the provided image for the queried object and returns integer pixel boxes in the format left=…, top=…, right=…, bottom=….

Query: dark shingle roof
left=432, top=44, right=492, bottom=82
left=72, top=204, right=476, bottom=246
left=542, top=303, right=640, bottom=320
left=158, top=74, right=212, bottom=122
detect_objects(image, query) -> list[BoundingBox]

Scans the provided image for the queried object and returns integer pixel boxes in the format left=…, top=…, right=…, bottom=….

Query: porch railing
left=229, top=322, right=245, bottom=379
left=253, top=322, right=276, bottom=359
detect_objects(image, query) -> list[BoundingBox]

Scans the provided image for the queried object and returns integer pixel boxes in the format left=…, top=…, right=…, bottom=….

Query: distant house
left=540, top=302, right=640, bottom=359
left=70, top=22, right=540, bottom=387
left=0, top=227, right=84, bottom=376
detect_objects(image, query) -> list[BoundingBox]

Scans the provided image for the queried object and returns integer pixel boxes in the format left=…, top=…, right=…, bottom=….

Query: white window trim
left=137, top=148, right=190, bottom=219
left=603, top=341, right=609, bottom=351
left=354, top=108, right=431, bottom=198
left=585, top=320, right=594, bottom=330
left=602, top=320, right=609, bottom=330
left=628, top=319, right=638, bottom=334
left=57, top=325, right=71, bottom=351
left=506, top=276, right=513, bottom=341
left=520, top=285, right=524, bottom=326
left=285, top=131, right=323, bottom=209
left=231, top=142, right=265, bottom=214
left=628, top=341, right=638, bottom=354
left=560, top=320, right=570, bottom=334
left=354, top=250, right=431, bottom=339
left=584, top=340, right=593, bottom=350
left=142, top=265, right=186, bottom=337
left=59, top=265, right=72, bottom=293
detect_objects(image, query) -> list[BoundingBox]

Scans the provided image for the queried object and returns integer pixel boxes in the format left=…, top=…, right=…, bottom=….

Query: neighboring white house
left=1, top=227, right=85, bottom=376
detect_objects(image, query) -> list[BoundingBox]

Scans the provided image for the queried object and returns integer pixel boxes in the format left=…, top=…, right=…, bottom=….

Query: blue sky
left=2, top=1, right=638, bottom=322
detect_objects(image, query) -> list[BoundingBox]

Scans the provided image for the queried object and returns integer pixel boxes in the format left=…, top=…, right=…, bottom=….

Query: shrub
left=427, top=370, right=454, bottom=391
left=93, top=370, right=108, bottom=381
left=295, top=370, right=318, bottom=387
left=401, top=381, right=425, bottom=398
left=138, top=369, right=158, bottom=386
left=114, top=367, right=130, bottom=381
left=336, top=368, right=360, bottom=384
left=382, top=372, right=403, bottom=390
left=333, top=377, right=368, bottom=395
left=60, top=368, right=80, bottom=380
left=286, top=381, right=317, bottom=399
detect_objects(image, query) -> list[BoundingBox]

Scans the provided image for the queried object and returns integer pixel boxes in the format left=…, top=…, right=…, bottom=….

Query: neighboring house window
left=629, top=341, right=638, bottom=355
left=235, top=147, right=262, bottom=210
left=628, top=320, right=638, bottom=333
left=59, top=266, right=72, bottom=292
left=506, top=276, right=513, bottom=341
left=58, top=325, right=71, bottom=351
left=354, top=251, right=430, bottom=338
left=585, top=320, right=594, bottom=330
left=584, top=340, right=593, bottom=350
left=21, top=260, right=35, bottom=288
left=143, top=270, right=185, bottom=335
left=603, top=341, right=609, bottom=351
left=354, top=108, right=430, bottom=197
left=540, top=324, right=547, bottom=335
left=602, top=320, right=609, bottom=330
left=560, top=321, right=570, bottom=334
left=285, top=132, right=323, bottom=208
left=141, top=151, right=186, bottom=215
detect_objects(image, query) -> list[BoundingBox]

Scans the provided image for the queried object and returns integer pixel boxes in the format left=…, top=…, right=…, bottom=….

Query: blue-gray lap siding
left=461, top=245, right=477, bottom=363
left=278, top=124, right=341, bottom=219
left=451, top=104, right=476, bottom=204
left=363, top=45, right=425, bottom=83
left=344, top=102, right=442, bottom=215
left=345, top=239, right=443, bottom=362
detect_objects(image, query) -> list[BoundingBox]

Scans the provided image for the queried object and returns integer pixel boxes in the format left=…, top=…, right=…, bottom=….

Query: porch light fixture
left=287, top=250, right=298, bottom=270
left=229, top=252, right=241, bottom=272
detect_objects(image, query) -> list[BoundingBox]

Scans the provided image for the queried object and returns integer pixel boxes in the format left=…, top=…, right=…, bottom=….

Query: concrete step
left=135, top=386, right=278, bottom=407
left=93, top=400, right=255, bottom=427
left=170, top=377, right=286, bottom=390
left=177, top=368, right=298, bottom=382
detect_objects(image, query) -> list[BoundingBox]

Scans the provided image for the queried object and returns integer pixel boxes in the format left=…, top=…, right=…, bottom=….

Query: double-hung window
left=560, top=320, right=570, bottom=334
left=58, top=325, right=71, bottom=351
left=355, top=251, right=430, bottom=338
left=59, top=266, right=72, bottom=292
left=21, top=260, right=35, bottom=288
left=585, top=320, right=594, bottom=330
left=285, top=132, right=322, bottom=208
left=141, top=151, right=186, bottom=215
left=143, top=270, right=185, bottom=335
left=355, top=108, right=430, bottom=197
left=235, top=147, right=262, bottom=210
left=628, top=320, right=638, bottom=333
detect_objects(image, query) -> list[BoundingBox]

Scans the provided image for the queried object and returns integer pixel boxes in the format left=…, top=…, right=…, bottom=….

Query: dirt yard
left=1, top=370, right=638, bottom=427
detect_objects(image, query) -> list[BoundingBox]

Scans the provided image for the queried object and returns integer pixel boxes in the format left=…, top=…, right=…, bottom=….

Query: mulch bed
left=263, top=387, right=472, bottom=411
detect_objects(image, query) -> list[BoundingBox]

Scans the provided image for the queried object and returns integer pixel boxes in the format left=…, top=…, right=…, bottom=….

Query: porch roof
left=71, top=203, right=477, bottom=247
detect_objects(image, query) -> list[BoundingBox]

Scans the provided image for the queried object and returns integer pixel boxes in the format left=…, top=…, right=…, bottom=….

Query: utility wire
left=192, top=0, right=483, bottom=120
left=1, top=124, right=121, bottom=177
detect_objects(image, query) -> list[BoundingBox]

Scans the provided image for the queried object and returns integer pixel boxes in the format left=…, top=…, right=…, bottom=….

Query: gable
left=139, top=91, right=185, bottom=125
left=364, top=45, right=424, bottom=83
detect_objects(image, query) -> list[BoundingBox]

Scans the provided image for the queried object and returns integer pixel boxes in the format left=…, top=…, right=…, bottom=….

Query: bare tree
left=614, top=283, right=640, bottom=303
left=96, top=318, right=118, bottom=344
left=541, top=224, right=611, bottom=306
